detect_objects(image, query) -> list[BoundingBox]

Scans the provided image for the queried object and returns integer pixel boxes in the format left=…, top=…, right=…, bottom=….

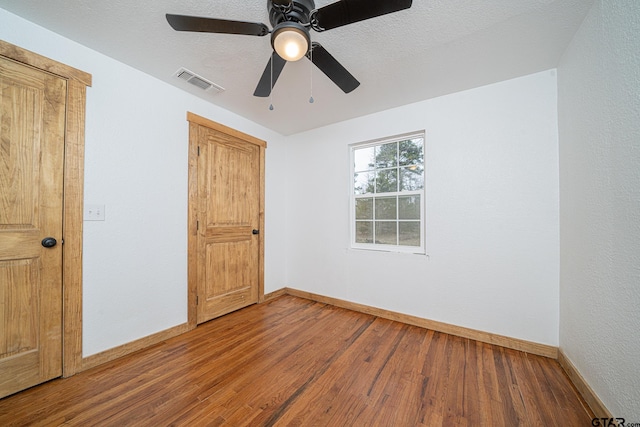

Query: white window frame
left=349, top=131, right=426, bottom=254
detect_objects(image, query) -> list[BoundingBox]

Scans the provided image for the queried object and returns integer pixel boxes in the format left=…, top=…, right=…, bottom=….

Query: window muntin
left=351, top=133, right=425, bottom=253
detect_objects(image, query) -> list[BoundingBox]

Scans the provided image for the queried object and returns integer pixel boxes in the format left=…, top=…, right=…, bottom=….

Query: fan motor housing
left=269, top=0, right=315, bottom=26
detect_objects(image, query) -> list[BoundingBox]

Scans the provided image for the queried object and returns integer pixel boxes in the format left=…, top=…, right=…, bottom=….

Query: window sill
left=347, top=246, right=429, bottom=258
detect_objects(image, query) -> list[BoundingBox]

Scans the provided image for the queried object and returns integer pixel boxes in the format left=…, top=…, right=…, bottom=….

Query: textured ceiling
left=0, top=0, right=594, bottom=135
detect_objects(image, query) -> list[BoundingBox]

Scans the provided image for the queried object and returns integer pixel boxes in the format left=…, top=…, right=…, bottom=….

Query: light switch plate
left=84, top=204, right=105, bottom=221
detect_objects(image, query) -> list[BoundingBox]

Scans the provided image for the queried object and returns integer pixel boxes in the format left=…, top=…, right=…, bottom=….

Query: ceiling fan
left=166, top=0, right=413, bottom=97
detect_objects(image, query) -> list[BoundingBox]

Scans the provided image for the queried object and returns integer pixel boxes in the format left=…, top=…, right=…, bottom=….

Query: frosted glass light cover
left=273, top=28, right=308, bottom=61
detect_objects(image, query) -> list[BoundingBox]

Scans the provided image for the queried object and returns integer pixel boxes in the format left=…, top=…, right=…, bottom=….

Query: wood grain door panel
left=0, top=56, right=66, bottom=398
left=194, top=122, right=263, bottom=324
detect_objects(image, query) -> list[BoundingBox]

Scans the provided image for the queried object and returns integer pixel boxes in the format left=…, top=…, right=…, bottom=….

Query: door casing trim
left=0, top=40, right=91, bottom=377
left=186, top=112, right=266, bottom=328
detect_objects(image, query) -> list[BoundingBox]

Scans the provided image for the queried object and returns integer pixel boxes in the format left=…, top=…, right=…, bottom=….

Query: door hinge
left=197, top=146, right=200, bottom=156
left=196, top=296, right=199, bottom=305
left=196, top=220, right=199, bottom=231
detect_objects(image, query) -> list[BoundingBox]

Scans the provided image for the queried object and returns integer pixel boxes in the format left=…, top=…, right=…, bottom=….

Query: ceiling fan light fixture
left=271, top=22, right=310, bottom=62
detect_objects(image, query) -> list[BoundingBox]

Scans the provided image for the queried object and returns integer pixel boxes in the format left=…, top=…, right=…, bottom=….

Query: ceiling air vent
left=174, top=68, right=224, bottom=93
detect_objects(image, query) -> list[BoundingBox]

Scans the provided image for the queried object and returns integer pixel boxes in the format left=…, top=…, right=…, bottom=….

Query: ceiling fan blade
left=254, top=52, right=288, bottom=97
left=166, top=14, right=269, bottom=36
left=313, top=0, right=412, bottom=31
left=307, top=43, right=360, bottom=94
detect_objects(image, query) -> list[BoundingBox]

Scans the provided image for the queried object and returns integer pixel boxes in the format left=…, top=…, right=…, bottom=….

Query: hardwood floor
left=0, top=295, right=592, bottom=426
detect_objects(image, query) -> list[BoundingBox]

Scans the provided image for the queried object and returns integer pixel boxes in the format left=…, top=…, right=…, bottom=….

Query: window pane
left=398, top=195, right=420, bottom=219
left=375, top=197, right=397, bottom=220
left=355, top=221, right=373, bottom=243
left=355, top=198, right=373, bottom=219
left=354, top=146, right=375, bottom=172
left=375, top=222, right=397, bottom=245
left=354, top=171, right=375, bottom=195
left=400, top=166, right=424, bottom=191
left=399, top=138, right=424, bottom=166
left=399, top=222, right=421, bottom=246
left=375, top=142, right=397, bottom=169
left=375, top=169, right=398, bottom=193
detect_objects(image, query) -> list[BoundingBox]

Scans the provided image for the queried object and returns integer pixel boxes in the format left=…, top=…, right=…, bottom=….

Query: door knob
left=41, top=237, right=57, bottom=248
left=252, top=229, right=260, bottom=235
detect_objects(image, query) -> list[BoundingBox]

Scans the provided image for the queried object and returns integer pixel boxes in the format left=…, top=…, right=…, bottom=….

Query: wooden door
left=0, top=56, right=67, bottom=397
left=189, top=114, right=265, bottom=324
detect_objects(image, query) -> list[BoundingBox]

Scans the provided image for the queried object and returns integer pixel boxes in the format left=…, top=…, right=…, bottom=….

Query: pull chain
left=269, top=53, right=274, bottom=111
left=309, top=46, right=314, bottom=104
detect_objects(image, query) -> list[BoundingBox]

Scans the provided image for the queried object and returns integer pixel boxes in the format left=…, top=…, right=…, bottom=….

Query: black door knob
left=41, top=237, right=57, bottom=248
left=252, top=229, right=260, bottom=235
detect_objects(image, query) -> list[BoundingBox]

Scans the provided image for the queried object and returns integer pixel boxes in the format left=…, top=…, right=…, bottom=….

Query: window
left=350, top=132, right=425, bottom=253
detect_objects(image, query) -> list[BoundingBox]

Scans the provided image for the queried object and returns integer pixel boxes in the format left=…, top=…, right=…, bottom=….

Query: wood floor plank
left=273, top=318, right=409, bottom=425
left=0, top=295, right=593, bottom=426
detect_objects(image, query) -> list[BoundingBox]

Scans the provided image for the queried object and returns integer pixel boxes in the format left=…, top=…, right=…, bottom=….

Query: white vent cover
left=174, top=68, right=224, bottom=93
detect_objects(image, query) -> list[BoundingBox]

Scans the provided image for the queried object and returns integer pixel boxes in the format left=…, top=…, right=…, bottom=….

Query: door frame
left=186, top=112, right=266, bottom=328
left=0, top=40, right=91, bottom=377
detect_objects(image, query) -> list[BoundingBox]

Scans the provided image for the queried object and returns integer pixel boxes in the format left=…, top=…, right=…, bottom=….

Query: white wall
left=285, top=70, right=560, bottom=345
left=0, top=8, right=288, bottom=356
left=558, top=0, right=640, bottom=419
